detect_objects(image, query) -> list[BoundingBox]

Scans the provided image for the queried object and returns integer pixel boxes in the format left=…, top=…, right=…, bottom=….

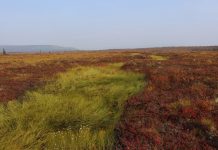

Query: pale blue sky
left=0, top=0, right=218, bottom=50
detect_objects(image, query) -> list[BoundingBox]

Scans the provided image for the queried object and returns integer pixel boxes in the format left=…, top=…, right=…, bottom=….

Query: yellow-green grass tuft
left=150, top=55, right=168, bottom=61
left=0, top=64, right=144, bottom=150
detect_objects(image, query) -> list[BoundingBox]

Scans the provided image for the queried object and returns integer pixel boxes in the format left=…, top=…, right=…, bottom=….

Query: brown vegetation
left=0, top=49, right=218, bottom=149
left=116, top=51, right=218, bottom=149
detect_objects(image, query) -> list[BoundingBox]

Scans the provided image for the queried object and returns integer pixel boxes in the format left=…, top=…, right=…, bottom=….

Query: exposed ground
left=0, top=49, right=218, bottom=149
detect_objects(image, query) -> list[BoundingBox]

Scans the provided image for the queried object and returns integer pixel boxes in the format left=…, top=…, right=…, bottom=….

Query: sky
left=0, top=0, right=218, bottom=50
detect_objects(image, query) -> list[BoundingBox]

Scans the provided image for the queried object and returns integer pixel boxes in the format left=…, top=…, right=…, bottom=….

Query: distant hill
left=0, top=45, right=77, bottom=53
left=105, top=46, right=218, bottom=52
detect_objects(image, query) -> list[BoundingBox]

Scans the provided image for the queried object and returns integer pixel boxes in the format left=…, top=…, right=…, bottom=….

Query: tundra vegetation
left=0, top=63, right=144, bottom=149
left=0, top=48, right=218, bottom=149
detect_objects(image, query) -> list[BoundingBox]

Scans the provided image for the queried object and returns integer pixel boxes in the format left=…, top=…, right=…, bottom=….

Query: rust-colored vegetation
left=0, top=48, right=218, bottom=149
left=117, top=50, right=218, bottom=149
left=0, top=51, right=128, bottom=102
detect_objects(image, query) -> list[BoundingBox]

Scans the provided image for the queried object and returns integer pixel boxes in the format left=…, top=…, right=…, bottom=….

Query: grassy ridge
left=0, top=64, right=144, bottom=150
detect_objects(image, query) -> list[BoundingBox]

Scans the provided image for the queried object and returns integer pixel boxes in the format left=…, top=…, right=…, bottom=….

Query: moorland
left=0, top=47, right=218, bottom=149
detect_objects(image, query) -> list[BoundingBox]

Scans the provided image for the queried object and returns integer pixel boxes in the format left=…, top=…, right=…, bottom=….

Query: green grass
left=0, top=64, right=144, bottom=150
left=150, top=55, right=168, bottom=61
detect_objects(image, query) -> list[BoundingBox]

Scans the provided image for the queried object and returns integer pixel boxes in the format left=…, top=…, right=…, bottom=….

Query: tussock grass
left=0, top=64, right=144, bottom=150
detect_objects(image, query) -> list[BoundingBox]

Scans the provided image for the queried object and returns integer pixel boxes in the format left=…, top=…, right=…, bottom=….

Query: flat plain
left=0, top=48, right=218, bottom=149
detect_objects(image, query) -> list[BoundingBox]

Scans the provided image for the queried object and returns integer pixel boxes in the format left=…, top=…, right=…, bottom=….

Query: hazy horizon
left=1, top=0, right=218, bottom=50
